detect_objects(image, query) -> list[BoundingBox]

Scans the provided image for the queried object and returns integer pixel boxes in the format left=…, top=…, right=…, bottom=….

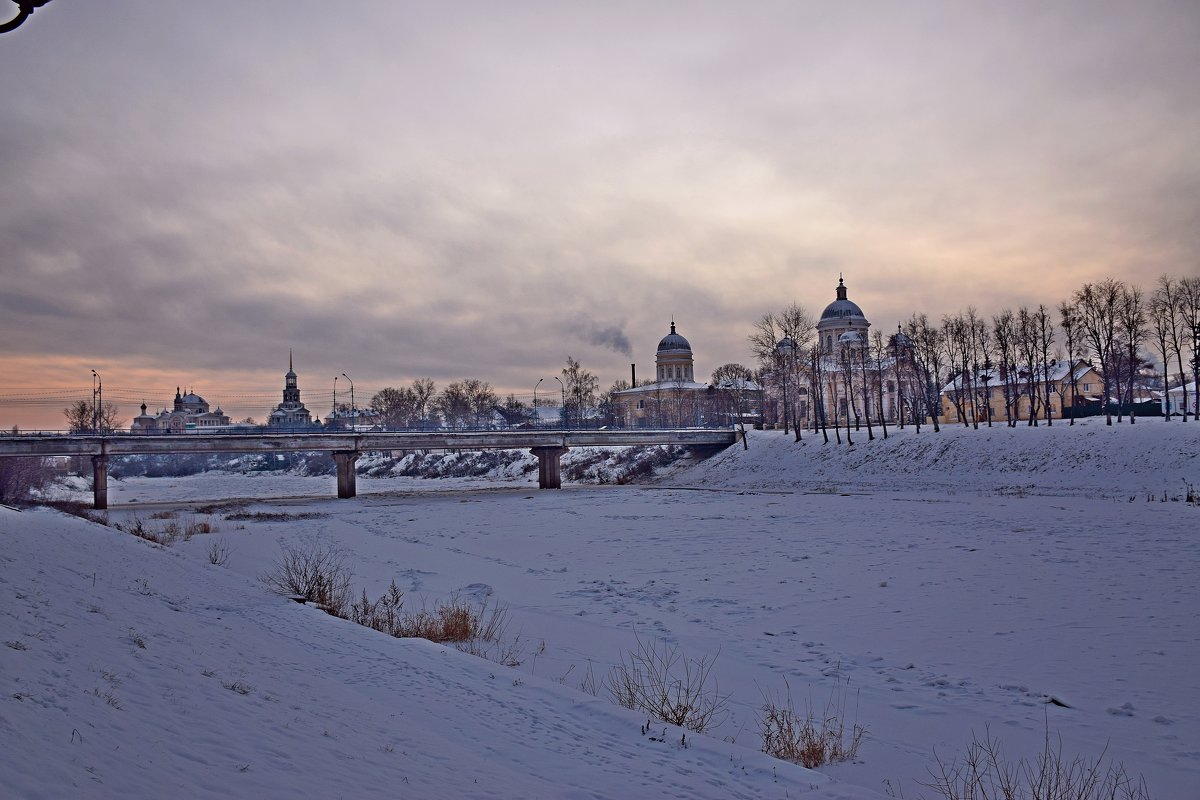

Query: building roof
left=940, top=359, right=1097, bottom=393
left=817, top=277, right=869, bottom=329
left=656, top=322, right=692, bottom=354
left=614, top=380, right=711, bottom=396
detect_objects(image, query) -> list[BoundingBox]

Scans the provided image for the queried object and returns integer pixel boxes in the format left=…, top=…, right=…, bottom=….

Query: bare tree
left=562, top=356, right=599, bottom=428
left=1075, top=279, right=1123, bottom=425
left=370, top=386, right=417, bottom=429
left=1057, top=300, right=1082, bottom=425
left=711, top=363, right=755, bottom=449
left=941, top=314, right=972, bottom=426
left=809, top=345, right=830, bottom=443
left=436, top=381, right=472, bottom=428
left=968, top=309, right=995, bottom=427
left=1150, top=277, right=1183, bottom=420
left=870, top=329, right=889, bottom=439
left=1180, top=275, right=1200, bottom=420
left=993, top=309, right=1019, bottom=427
left=1033, top=305, right=1056, bottom=425
left=462, top=379, right=498, bottom=427
left=0, top=457, right=53, bottom=503
left=748, top=303, right=816, bottom=365
left=1117, top=285, right=1149, bottom=424
left=64, top=399, right=124, bottom=433
left=411, top=378, right=437, bottom=426
left=905, top=313, right=943, bottom=432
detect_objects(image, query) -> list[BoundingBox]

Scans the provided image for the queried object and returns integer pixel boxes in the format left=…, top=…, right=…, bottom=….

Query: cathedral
left=794, top=277, right=908, bottom=429
left=267, top=353, right=315, bottom=428
left=129, top=388, right=232, bottom=433
left=611, top=321, right=763, bottom=428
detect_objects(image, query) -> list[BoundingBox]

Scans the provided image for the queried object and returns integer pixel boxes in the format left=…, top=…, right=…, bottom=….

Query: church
left=611, top=322, right=763, bottom=428
left=267, top=354, right=315, bottom=428
left=793, top=277, right=908, bottom=430
left=129, top=388, right=232, bottom=433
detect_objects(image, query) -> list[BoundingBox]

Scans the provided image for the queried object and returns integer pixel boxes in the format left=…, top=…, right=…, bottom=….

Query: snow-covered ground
left=3, top=417, right=1197, bottom=798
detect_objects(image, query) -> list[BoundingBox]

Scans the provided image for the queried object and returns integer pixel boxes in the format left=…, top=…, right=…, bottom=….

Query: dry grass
left=259, top=537, right=353, bottom=617
left=607, top=632, right=728, bottom=733
left=207, top=537, right=232, bottom=566
left=349, top=583, right=524, bottom=666
left=759, top=675, right=866, bottom=769
left=922, top=726, right=1152, bottom=800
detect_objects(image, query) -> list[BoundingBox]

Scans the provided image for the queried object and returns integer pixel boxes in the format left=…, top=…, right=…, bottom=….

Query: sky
left=2, top=1, right=1198, bottom=428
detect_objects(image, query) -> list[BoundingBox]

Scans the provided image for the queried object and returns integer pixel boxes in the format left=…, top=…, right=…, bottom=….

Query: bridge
left=0, top=429, right=738, bottom=508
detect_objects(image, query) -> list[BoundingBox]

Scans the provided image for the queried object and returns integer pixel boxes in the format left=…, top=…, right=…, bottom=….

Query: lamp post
left=90, top=369, right=101, bottom=434
left=341, top=373, right=354, bottom=430
left=533, top=378, right=543, bottom=427
left=332, top=376, right=339, bottom=425
left=554, top=376, right=566, bottom=429
left=1, top=1, right=52, bottom=35
left=774, top=336, right=795, bottom=435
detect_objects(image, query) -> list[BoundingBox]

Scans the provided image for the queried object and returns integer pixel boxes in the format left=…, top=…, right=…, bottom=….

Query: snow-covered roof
left=613, top=380, right=710, bottom=396
left=940, top=360, right=1096, bottom=393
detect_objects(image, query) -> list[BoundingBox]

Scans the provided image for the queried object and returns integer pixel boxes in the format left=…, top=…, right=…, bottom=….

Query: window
left=886, top=381, right=895, bottom=392
left=1083, top=383, right=1091, bottom=392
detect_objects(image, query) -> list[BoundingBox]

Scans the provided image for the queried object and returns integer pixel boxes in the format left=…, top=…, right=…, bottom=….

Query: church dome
left=657, top=322, right=692, bottom=354
left=818, top=277, right=869, bottom=329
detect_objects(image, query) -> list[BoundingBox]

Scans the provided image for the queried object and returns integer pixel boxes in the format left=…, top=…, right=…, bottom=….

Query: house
left=940, top=359, right=1104, bottom=423
left=1164, top=381, right=1197, bottom=417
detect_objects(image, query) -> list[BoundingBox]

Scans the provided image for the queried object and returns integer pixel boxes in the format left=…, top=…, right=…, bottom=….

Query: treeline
left=902, top=275, right=1199, bottom=427
left=365, top=356, right=603, bottom=429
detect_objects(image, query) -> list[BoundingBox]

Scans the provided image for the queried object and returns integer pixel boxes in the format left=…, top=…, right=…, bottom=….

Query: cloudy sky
left=2, top=1, right=1197, bottom=426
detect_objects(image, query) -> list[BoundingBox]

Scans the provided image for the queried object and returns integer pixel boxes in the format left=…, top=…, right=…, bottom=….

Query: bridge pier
left=530, top=446, right=568, bottom=489
left=92, top=455, right=108, bottom=510
left=333, top=451, right=358, bottom=498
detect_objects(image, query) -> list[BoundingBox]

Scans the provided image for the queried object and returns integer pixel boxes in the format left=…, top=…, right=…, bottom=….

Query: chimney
left=631, top=364, right=636, bottom=387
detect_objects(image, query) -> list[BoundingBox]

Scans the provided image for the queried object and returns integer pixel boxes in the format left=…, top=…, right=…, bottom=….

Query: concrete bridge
left=0, top=429, right=737, bottom=508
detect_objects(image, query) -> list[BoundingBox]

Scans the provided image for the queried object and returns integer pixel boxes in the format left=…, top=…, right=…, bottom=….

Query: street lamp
left=775, top=336, right=795, bottom=436
left=341, top=373, right=354, bottom=430
left=1, top=1, right=52, bottom=35
left=90, top=369, right=101, bottom=434
left=332, top=376, right=339, bottom=425
left=554, top=376, right=566, bottom=428
left=533, top=378, right=543, bottom=427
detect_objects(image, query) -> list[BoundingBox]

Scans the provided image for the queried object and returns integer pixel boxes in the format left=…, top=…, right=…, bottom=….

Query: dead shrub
left=207, top=537, right=232, bottom=566
left=349, top=585, right=523, bottom=665
left=0, top=456, right=54, bottom=504
left=922, top=726, right=1151, bottom=800
left=759, top=675, right=865, bottom=769
left=260, top=537, right=353, bottom=617
left=608, top=632, right=728, bottom=733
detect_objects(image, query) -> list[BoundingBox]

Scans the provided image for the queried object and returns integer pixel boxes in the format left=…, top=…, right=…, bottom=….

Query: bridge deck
left=0, top=429, right=736, bottom=457
left=0, top=429, right=738, bottom=507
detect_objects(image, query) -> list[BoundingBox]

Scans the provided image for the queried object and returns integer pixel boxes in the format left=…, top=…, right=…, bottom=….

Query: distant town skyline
left=2, top=2, right=1197, bottom=428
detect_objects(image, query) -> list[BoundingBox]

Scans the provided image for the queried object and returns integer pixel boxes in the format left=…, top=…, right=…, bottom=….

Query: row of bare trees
left=907, top=275, right=1198, bottom=428
left=368, top=356, right=602, bottom=430
left=748, top=274, right=1198, bottom=442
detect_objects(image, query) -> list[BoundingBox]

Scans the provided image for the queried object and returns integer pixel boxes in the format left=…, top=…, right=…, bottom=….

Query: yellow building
left=940, top=360, right=1104, bottom=423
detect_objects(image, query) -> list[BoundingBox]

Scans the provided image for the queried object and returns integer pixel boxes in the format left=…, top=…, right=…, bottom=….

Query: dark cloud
left=578, top=321, right=633, bottom=357
left=1, top=1, right=1198, bottom=427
